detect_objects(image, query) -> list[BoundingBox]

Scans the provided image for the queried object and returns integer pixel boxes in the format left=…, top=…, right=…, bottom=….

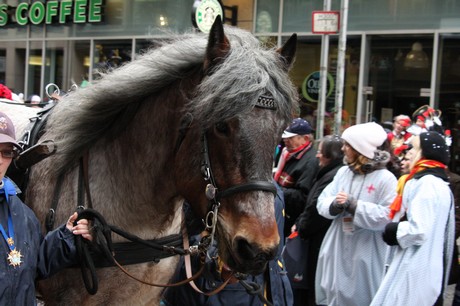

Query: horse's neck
left=86, top=97, right=184, bottom=238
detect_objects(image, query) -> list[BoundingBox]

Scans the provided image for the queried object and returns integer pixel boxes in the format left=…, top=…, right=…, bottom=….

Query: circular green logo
left=195, top=0, right=223, bottom=33
left=301, top=71, right=334, bottom=102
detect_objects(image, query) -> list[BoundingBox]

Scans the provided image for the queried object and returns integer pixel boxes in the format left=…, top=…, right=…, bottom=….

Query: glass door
left=367, top=35, right=433, bottom=124
left=438, top=34, right=460, bottom=173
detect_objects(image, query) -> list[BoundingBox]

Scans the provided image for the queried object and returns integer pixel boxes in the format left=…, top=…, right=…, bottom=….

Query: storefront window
left=367, top=35, right=433, bottom=123
left=27, top=41, right=43, bottom=100
left=287, top=36, right=360, bottom=134
left=1, top=41, right=26, bottom=95
left=69, top=40, right=91, bottom=89
left=275, top=0, right=460, bottom=33
left=44, top=41, right=64, bottom=94
left=438, top=34, right=460, bottom=172
left=0, top=49, right=5, bottom=85
left=92, top=40, right=132, bottom=79
left=134, top=39, right=161, bottom=58
left=67, top=0, right=195, bottom=37
left=255, top=0, right=279, bottom=34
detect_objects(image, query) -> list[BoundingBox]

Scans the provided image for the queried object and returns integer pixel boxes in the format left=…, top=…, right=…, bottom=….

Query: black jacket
left=276, top=144, right=319, bottom=235
left=295, top=159, right=343, bottom=292
left=0, top=178, right=78, bottom=305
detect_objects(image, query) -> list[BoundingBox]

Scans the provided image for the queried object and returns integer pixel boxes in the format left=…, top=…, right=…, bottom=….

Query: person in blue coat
left=0, top=111, right=93, bottom=305
left=162, top=183, right=293, bottom=306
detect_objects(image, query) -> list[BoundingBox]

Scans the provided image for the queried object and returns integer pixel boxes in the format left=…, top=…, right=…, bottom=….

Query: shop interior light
left=28, top=55, right=50, bottom=66
left=84, top=56, right=90, bottom=67
left=159, top=15, right=168, bottom=27
left=404, top=42, right=429, bottom=69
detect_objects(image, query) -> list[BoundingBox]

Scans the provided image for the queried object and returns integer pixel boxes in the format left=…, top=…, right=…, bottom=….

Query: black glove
left=345, top=195, right=358, bottom=215
left=329, top=199, right=348, bottom=216
left=382, top=222, right=399, bottom=246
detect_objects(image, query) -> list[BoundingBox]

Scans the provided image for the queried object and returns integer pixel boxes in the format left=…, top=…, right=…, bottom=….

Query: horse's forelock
left=188, top=28, right=297, bottom=129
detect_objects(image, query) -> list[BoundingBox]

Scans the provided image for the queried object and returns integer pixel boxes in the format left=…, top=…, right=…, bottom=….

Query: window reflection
left=92, top=40, right=132, bottom=79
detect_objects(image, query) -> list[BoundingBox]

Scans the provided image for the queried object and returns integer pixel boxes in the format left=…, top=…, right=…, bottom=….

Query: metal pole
left=334, top=0, right=349, bottom=135
left=316, top=0, right=331, bottom=140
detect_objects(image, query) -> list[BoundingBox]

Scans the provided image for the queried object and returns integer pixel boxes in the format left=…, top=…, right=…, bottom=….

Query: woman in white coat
left=315, top=122, right=397, bottom=306
left=371, top=131, right=455, bottom=306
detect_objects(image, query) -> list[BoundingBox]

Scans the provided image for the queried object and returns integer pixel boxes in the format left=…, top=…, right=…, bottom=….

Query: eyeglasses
left=0, top=150, right=18, bottom=159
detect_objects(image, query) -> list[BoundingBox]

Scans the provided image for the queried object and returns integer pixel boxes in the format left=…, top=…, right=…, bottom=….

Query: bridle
left=178, top=94, right=279, bottom=247
left=178, top=94, right=279, bottom=305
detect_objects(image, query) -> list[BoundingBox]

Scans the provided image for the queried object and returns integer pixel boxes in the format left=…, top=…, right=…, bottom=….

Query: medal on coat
left=7, top=248, right=22, bottom=267
left=0, top=216, right=22, bottom=267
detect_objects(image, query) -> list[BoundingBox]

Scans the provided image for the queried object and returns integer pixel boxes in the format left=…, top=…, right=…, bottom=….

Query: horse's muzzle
left=230, top=236, right=278, bottom=275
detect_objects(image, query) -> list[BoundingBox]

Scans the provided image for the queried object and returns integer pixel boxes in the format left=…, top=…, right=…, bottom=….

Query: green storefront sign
left=0, top=0, right=104, bottom=27
left=301, top=71, right=335, bottom=103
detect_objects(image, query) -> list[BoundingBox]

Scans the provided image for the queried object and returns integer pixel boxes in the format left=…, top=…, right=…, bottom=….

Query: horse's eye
left=215, top=122, right=230, bottom=135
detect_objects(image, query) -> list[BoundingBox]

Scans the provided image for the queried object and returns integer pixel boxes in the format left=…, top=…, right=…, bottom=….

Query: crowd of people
left=273, top=107, right=456, bottom=306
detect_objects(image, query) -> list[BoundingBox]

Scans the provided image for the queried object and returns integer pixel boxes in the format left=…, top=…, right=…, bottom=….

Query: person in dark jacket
left=274, top=118, right=319, bottom=237
left=0, top=111, right=92, bottom=305
left=162, top=183, right=293, bottom=306
left=291, top=135, right=344, bottom=306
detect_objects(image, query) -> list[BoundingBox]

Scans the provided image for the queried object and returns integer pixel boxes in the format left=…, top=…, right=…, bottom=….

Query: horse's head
left=175, top=18, right=297, bottom=275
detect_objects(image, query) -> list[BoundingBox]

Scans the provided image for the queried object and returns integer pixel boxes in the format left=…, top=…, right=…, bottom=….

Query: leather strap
left=217, top=181, right=277, bottom=200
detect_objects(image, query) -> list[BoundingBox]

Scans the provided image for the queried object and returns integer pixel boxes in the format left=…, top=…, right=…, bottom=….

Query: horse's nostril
left=234, top=237, right=277, bottom=261
left=234, top=237, right=257, bottom=261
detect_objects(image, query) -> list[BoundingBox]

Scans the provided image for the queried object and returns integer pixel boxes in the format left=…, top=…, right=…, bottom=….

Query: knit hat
left=419, top=131, right=450, bottom=165
left=341, top=122, right=387, bottom=159
left=394, top=115, right=411, bottom=127
left=0, top=112, right=21, bottom=150
left=282, top=118, right=312, bottom=138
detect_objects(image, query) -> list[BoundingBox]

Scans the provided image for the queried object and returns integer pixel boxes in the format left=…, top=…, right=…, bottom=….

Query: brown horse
left=13, top=18, right=297, bottom=305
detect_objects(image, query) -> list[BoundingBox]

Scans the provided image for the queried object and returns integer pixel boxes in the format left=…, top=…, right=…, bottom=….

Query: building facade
left=0, top=0, right=459, bottom=171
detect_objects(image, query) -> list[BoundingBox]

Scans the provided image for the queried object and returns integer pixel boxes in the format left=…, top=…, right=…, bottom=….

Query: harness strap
left=216, top=181, right=277, bottom=200
left=45, top=171, right=65, bottom=232
left=78, top=152, right=93, bottom=210
left=183, top=226, right=234, bottom=296
left=74, top=208, right=200, bottom=294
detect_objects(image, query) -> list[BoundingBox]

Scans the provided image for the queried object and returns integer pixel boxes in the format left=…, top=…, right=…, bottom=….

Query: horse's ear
left=204, top=16, right=230, bottom=73
left=277, top=33, right=297, bottom=71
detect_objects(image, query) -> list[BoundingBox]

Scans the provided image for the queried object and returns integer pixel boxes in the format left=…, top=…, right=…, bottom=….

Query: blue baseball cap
left=282, top=118, right=312, bottom=138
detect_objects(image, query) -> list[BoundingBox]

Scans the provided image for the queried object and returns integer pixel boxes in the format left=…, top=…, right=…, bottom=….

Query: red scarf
left=274, top=141, right=310, bottom=182
left=388, top=159, right=446, bottom=219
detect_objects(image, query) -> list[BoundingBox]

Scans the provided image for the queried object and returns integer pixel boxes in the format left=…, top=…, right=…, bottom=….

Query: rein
left=74, top=208, right=205, bottom=294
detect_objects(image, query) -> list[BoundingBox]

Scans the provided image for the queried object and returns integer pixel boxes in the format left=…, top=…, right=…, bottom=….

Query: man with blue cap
left=274, top=118, right=319, bottom=238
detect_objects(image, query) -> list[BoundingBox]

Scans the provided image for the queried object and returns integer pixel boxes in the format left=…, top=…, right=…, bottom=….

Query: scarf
left=389, top=159, right=447, bottom=219
left=274, top=141, right=310, bottom=182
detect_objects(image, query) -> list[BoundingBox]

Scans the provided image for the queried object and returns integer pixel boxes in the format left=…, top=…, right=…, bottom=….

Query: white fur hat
left=341, top=122, right=387, bottom=159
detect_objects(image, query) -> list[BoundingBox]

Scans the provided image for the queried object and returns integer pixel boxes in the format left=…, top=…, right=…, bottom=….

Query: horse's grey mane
left=44, top=26, right=297, bottom=172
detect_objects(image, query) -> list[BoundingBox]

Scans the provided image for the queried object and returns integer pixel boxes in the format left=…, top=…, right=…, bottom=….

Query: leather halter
left=189, top=95, right=278, bottom=244
left=200, top=95, right=278, bottom=203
